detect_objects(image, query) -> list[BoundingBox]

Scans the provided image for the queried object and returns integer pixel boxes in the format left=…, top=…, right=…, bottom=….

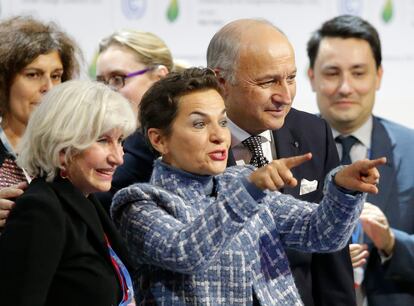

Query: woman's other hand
left=335, top=157, right=387, bottom=194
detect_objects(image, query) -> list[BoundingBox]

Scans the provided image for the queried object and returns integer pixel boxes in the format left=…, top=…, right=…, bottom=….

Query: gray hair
left=17, top=80, right=137, bottom=181
left=206, top=18, right=282, bottom=84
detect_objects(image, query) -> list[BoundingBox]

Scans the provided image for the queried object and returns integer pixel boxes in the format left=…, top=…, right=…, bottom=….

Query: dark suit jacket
left=229, top=108, right=355, bottom=306
left=361, top=117, right=414, bottom=306
left=0, top=177, right=131, bottom=306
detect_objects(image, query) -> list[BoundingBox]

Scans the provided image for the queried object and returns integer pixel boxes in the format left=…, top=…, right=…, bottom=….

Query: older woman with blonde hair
left=95, top=29, right=186, bottom=210
left=0, top=80, right=136, bottom=306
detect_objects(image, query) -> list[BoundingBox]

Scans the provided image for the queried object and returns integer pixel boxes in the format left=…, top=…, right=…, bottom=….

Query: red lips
left=208, top=150, right=227, bottom=161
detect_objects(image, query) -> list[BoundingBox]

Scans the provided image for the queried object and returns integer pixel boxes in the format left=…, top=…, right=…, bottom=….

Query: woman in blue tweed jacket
left=111, top=68, right=386, bottom=305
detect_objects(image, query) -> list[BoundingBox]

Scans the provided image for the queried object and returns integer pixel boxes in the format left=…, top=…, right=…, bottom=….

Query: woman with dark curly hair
left=0, top=16, right=82, bottom=228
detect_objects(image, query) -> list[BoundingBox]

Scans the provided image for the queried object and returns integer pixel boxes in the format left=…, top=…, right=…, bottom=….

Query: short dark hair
left=139, top=67, right=220, bottom=153
left=0, top=16, right=82, bottom=115
left=307, top=15, right=382, bottom=69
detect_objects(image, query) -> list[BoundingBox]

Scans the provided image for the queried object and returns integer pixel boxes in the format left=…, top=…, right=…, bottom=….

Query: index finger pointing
left=361, top=157, right=387, bottom=172
left=283, top=153, right=313, bottom=170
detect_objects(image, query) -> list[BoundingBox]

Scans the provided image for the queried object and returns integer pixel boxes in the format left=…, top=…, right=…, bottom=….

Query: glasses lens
left=96, top=76, right=106, bottom=84
left=108, top=75, right=125, bottom=90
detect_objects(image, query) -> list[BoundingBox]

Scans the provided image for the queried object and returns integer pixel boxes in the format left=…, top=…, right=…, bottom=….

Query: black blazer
left=229, top=108, right=356, bottom=306
left=0, top=177, right=131, bottom=306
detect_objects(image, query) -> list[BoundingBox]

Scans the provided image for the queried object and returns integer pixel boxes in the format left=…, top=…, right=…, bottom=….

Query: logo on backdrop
left=382, top=0, right=394, bottom=23
left=166, top=0, right=179, bottom=22
left=338, top=0, right=363, bottom=15
left=121, top=0, right=147, bottom=19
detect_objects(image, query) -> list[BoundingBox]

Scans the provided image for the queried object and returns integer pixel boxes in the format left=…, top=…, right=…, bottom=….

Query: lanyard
left=352, top=222, right=363, bottom=244
left=104, top=235, right=134, bottom=306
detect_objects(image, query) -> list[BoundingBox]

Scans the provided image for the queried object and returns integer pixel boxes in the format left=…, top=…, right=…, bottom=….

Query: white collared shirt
left=227, top=118, right=276, bottom=166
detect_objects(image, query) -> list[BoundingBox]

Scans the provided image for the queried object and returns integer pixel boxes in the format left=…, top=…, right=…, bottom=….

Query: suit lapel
left=91, top=194, right=132, bottom=268
left=272, top=127, right=301, bottom=196
left=49, top=178, right=109, bottom=258
left=367, top=117, right=397, bottom=213
left=227, top=148, right=236, bottom=167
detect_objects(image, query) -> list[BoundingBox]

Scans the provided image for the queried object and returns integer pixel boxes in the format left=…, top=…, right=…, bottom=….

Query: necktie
left=242, top=135, right=269, bottom=168
left=336, top=135, right=364, bottom=301
left=335, top=135, right=358, bottom=165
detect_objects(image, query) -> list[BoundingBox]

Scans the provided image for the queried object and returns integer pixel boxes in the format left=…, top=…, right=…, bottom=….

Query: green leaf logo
left=382, top=0, right=393, bottom=23
left=88, top=52, right=99, bottom=79
left=167, top=0, right=179, bottom=22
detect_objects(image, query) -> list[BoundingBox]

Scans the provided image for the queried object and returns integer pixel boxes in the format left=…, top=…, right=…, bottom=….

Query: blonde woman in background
left=95, top=29, right=186, bottom=210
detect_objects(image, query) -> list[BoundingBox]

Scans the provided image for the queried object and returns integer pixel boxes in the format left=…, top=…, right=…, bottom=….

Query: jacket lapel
left=227, top=148, right=236, bottom=167
left=49, top=178, right=109, bottom=258
left=367, top=117, right=397, bottom=214
left=272, top=127, right=301, bottom=196
left=91, top=194, right=132, bottom=268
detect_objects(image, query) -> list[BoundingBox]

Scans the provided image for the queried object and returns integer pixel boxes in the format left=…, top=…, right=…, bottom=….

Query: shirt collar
left=0, top=117, right=16, bottom=157
left=332, top=116, right=373, bottom=149
left=227, top=118, right=272, bottom=147
left=151, top=159, right=214, bottom=196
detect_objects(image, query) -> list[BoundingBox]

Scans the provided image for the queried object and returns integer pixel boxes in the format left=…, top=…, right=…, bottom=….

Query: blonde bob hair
left=99, top=29, right=186, bottom=72
left=17, top=80, right=137, bottom=182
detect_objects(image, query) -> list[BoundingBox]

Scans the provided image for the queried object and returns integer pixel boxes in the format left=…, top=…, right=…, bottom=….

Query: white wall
left=1, top=0, right=413, bottom=128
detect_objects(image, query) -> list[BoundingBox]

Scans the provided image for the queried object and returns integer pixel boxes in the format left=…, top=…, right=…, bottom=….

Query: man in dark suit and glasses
left=207, top=18, right=355, bottom=306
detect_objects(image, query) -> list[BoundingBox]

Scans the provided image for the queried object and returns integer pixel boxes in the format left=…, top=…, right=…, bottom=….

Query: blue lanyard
left=352, top=222, right=362, bottom=243
left=105, top=235, right=134, bottom=306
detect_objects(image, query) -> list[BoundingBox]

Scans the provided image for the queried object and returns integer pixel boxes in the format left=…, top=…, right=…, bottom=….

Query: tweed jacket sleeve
left=263, top=172, right=365, bottom=252
left=112, top=163, right=365, bottom=274
left=112, top=173, right=264, bottom=274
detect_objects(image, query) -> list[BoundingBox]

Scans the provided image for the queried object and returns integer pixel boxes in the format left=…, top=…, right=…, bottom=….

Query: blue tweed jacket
left=111, top=160, right=365, bottom=305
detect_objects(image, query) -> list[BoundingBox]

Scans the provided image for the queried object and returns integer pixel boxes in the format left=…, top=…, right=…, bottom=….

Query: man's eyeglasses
left=96, top=67, right=154, bottom=90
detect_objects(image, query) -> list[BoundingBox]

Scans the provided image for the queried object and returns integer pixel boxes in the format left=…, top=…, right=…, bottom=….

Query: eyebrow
left=351, top=64, right=368, bottom=69
left=323, top=64, right=367, bottom=70
left=96, top=70, right=128, bottom=77
left=255, top=69, right=297, bottom=80
left=22, top=67, right=64, bottom=72
left=190, top=109, right=227, bottom=117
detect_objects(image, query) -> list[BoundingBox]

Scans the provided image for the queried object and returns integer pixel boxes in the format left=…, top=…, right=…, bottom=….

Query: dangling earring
left=60, top=168, right=68, bottom=179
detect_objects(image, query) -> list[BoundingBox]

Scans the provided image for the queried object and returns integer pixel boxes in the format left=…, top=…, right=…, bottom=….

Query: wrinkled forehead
left=236, top=34, right=296, bottom=79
